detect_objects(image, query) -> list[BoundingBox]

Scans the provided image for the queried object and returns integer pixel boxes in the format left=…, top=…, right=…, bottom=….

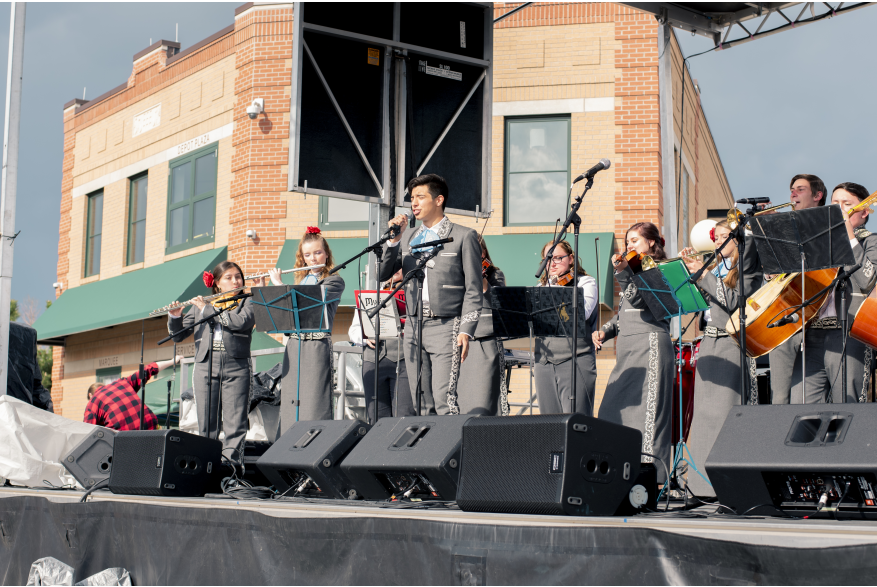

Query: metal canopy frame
left=286, top=2, right=493, bottom=218
left=625, top=2, right=873, bottom=49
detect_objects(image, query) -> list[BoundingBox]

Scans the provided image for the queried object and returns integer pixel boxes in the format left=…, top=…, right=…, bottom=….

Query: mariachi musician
left=535, top=239, right=598, bottom=416
left=789, top=182, right=877, bottom=404
left=769, top=174, right=828, bottom=403
left=455, top=235, right=509, bottom=415
left=594, top=222, right=675, bottom=484
left=681, top=219, right=761, bottom=496
left=167, top=261, right=264, bottom=461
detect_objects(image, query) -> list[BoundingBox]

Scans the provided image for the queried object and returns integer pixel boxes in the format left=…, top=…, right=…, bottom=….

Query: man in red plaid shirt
left=84, top=356, right=182, bottom=431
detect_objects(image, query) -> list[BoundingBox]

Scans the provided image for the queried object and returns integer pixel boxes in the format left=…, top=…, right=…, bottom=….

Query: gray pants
left=194, top=352, right=250, bottom=461
left=769, top=332, right=801, bottom=404
left=790, top=328, right=871, bottom=404
left=363, top=356, right=414, bottom=420
left=534, top=352, right=597, bottom=416
left=456, top=338, right=505, bottom=415
left=403, top=317, right=459, bottom=415
left=281, top=338, right=333, bottom=432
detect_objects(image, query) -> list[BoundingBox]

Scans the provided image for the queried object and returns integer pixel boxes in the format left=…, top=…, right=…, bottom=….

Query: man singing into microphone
left=382, top=174, right=483, bottom=415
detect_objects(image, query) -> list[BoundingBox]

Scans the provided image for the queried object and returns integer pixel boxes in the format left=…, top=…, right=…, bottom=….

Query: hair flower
left=306, top=226, right=321, bottom=235
left=659, top=237, right=666, bottom=247
left=203, top=271, right=215, bottom=288
left=709, top=227, right=716, bottom=243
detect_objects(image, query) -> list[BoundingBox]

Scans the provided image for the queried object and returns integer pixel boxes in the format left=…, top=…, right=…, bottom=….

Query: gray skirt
left=599, top=331, right=675, bottom=483
left=281, top=338, right=333, bottom=425
left=687, top=335, right=757, bottom=496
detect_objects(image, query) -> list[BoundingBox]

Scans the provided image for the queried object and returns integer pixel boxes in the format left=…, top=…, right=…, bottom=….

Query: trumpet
left=244, top=264, right=325, bottom=280
left=728, top=202, right=795, bottom=229
left=642, top=250, right=712, bottom=271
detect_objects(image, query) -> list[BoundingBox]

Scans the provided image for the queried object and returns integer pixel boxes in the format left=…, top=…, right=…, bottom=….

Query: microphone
left=382, top=210, right=416, bottom=238
left=411, top=237, right=454, bottom=249
left=768, top=313, right=800, bottom=329
left=572, top=159, right=611, bottom=184
left=736, top=197, right=771, bottom=205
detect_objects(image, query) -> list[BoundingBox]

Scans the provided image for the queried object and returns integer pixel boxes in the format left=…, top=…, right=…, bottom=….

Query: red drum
left=671, top=339, right=700, bottom=445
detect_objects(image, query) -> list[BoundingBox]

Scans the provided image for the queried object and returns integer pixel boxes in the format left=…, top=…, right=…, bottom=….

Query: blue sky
left=0, top=2, right=875, bottom=321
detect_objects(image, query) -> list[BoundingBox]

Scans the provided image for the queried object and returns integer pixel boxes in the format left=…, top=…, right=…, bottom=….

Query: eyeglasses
left=548, top=254, right=570, bottom=263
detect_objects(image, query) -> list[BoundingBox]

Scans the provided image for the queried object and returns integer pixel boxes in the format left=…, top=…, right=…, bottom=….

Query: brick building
left=35, top=2, right=733, bottom=421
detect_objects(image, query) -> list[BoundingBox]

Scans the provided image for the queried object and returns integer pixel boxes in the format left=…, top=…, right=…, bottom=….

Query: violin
left=615, top=250, right=647, bottom=274
left=550, top=271, right=575, bottom=286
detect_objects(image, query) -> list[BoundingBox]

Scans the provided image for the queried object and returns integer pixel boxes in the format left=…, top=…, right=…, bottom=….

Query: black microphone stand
left=534, top=176, right=594, bottom=414
left=159, top=295, right=249, bottom=440
left=323, top=227, right=401, bottom=424
left=369, top=246, right=444, bottom=415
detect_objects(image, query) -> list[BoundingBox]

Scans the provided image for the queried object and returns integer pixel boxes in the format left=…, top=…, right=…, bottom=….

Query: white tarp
left=0, top=396, right=98, bottom=489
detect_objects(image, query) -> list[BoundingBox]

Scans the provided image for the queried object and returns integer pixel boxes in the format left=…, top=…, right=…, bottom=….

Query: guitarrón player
left=789, top=182, right=877, bottom=404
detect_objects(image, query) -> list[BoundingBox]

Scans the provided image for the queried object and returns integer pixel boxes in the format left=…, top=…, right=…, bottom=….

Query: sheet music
left=356, top=291, right=402, bottom=339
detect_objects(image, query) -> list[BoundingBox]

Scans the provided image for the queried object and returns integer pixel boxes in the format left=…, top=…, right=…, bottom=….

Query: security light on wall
left=246, top=99, right=264, bottom=120
left=246, top=229, right=257, bottom=239
left=53, top=282, right=63, bottom=291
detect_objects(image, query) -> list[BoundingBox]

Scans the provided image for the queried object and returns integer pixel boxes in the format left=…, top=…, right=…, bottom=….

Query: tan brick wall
left=51, top=2, right=733, bottom=420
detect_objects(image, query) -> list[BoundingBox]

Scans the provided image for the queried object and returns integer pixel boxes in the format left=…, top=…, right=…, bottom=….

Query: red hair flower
left=306, top=226, right=321, bottom=235
left=659, top=237, right=666, bottom=247
left=203, top=271, right=215, bottom=288
left=709, top=227, right=716, bottom=242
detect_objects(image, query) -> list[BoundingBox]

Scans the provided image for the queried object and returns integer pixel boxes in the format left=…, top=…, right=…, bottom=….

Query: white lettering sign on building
left=132, top=104, right=162, bottom=137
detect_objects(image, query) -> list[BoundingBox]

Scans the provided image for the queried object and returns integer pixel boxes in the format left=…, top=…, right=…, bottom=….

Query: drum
left=850, top=295, right=877, bottom=349
left=671, top=339, right=700, bottom=445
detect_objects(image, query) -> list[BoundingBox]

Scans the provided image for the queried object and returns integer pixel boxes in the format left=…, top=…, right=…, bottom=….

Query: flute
left=244, top=264, right=325, bottom=280
left=149, top=287, right=248, bottom=317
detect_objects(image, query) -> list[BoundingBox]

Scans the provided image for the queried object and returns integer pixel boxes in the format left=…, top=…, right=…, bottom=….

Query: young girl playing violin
left=535, top=239, right=599, bottom=416
left=594, top=222, right=674, bottom=484
left=264, top=227, right=345, bottom=427
left=167, top=261, right=265, bottom=461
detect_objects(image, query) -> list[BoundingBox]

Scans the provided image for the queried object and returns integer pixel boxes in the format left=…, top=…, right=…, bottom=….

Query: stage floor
left=3, top=486, right=877, bottom=585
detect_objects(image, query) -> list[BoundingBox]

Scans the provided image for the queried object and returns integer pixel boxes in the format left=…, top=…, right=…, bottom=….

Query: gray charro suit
left=168, top=298, right=255, bottom=459
left=533, top=276, right=598, bottom=416
left=789, top=228, right=877, bottom=403
left=380, top=216, right=483, bottom=414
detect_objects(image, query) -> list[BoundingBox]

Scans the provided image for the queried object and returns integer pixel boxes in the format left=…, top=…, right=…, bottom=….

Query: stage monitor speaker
left=456, top=414, right=642, bottom=516
left=63, top=427, right=117, bottom=489
left=707, top=405, right=877, bottom=519
left=108, top=430, right=222, bottom=497
left=340, top=415, right=471, bottom=501
left=257, top=419, right=370, bottom=499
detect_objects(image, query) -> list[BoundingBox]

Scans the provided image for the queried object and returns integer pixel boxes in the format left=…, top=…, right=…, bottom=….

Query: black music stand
left=492, top=286, right=590, bottom=414
left=251, top=285, right=335, bottom=424
left=749, top=205, right=856, bottom=403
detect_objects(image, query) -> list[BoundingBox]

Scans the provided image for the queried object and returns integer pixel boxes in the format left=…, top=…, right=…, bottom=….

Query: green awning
left=34, top=248, right=228, bottom=343
left=276, top=233, right=615, bottom=307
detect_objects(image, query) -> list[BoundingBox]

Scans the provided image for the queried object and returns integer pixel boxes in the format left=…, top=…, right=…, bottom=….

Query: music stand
left=251, top=285, right=337, bottom=424
left=749, top=205, right=856, bottom=403
left=492, top=286, right=590, bottom=414
left=633, top=261, right=709, bottom=498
